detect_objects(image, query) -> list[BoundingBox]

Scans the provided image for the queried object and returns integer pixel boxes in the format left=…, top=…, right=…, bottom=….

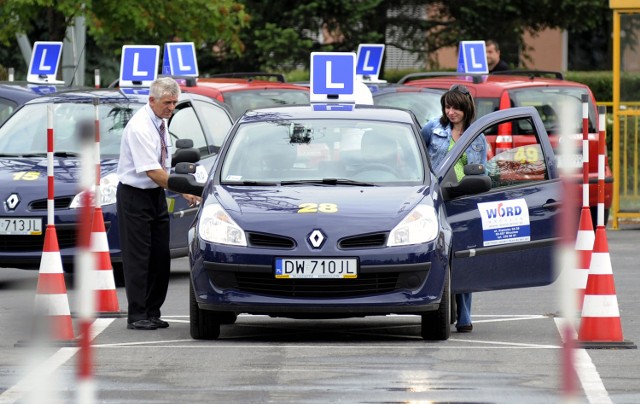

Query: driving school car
left=169, top=104, right=562, bottom=341
left=0, top=89, right=233, bottom=277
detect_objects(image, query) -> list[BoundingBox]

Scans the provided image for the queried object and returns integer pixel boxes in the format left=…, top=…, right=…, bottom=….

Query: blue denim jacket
left=421, top=117, right=487, bottom=170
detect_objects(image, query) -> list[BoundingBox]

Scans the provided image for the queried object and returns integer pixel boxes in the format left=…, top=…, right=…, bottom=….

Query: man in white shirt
left=117, top=77, right=198, bottom=330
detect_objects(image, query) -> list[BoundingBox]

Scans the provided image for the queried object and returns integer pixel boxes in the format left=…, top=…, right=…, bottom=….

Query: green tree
left=233, top=0, right=609, bottom=73
left=0, top=0, right=249, bottom=81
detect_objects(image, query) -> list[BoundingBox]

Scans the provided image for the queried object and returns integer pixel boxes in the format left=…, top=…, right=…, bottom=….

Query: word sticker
left=477, top=198, right=530, bottom=246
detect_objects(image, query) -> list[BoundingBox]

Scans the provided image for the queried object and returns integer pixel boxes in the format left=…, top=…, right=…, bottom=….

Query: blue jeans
left=456, top=293, right=472, bottom=327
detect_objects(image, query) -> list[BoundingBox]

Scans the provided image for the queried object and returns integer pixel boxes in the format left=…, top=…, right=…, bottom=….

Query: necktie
left=159, top=120, right=167, bottom=168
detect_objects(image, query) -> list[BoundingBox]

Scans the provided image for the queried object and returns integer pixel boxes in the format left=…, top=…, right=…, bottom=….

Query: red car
left=175, top=73, right=310, bottom=119
left=399, top=71, right=612, bottom=225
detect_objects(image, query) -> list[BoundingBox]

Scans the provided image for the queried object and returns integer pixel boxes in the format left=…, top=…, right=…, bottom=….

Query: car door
left=439, top=107, right=561, bottom=293
left=166, top=97, right=233, bottom=255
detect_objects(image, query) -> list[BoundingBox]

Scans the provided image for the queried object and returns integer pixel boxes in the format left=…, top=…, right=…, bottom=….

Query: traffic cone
left=16, top=225, right=75, bottom=346
left=577, top=226, right=636, bottom=349
left=573, top=207, right=594, bottom=311
left=91, top=207, right=125, bottom=317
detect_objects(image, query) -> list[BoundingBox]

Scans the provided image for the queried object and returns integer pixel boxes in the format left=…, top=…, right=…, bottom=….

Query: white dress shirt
left=117, top=103, right=171, bottom=189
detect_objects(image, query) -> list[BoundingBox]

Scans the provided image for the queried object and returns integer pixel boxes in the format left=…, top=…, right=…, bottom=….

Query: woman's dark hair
left=439, top=85, right=476, bottom=130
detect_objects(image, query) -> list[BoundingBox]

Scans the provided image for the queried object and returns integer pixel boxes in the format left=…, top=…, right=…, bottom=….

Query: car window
left=0, top=102, right=140, bottom=156
left=0, top=98, right=19, bottom=126
left=484, top=117, right=550, bottom=189
left=509, top=87, right=596, bottom=133
left=221, top=119, right=424, bottom=185
left=169, top=104, right=209, bottom=155
left=192, top=99, right=232, bottom=150
left=223, top=90, right=310, bottom=119
left=373, top=92, right=441, bottom=125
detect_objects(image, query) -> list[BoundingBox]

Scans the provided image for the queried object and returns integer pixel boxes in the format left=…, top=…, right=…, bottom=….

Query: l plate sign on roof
left=27, top=41, right=64, bottom=84
left=119, top=45, right=160, bottom=87
left=310, top=52, right=356, bottom=104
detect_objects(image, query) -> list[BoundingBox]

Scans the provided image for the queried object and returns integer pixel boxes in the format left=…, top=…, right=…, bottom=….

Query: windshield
left=509, top=87, right=597, bottom=133
left=223, top=90, right=310, bottom=119
left=221, top=119, right=425, bottom=185
left=373, top=92, right=442, bottom=125
left=0, top=101, right=143, bottom=156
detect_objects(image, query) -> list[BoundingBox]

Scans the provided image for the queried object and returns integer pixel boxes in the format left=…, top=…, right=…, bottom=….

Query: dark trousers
left=116, top=183, right=170, bottom=323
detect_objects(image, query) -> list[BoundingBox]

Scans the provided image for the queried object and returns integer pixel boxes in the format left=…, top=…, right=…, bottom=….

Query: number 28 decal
left=298, top=203, right=338, bottom=213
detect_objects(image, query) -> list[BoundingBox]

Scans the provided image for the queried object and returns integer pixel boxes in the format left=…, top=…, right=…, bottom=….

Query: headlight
left=198, top=203, right=247, bottom=246
left=69, top=173, right=119, bottom=208
left=387, top=205, right=438, bottom=247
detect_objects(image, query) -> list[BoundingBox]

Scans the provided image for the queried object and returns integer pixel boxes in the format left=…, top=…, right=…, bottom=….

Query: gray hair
left=150, top=77, right=181, bottom=99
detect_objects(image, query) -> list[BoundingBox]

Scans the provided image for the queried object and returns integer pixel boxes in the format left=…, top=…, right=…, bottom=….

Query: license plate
left=0, top=217, right=43, bottom=235
left=275, top=258, right=358, bottom=279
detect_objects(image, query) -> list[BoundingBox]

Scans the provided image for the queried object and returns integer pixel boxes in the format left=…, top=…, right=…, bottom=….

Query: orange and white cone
left=91, top=207, right=125, bottom=317
left=578, top=227, right=636, bottom=349
left=573, top=207, right=594, bottom=311
left=19, top=225, right=75, bottom=345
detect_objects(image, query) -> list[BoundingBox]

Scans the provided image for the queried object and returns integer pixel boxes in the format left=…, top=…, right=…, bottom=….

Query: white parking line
left=554, top=317, right=612, bottom=404
left=0, top=318, right=114, bottom=404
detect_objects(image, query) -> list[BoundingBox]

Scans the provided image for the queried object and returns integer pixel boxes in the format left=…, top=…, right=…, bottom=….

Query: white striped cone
left=578, top=227, right=634, bottom=348
left=573, top=207, right=594, bottom=311
left=34, top=225, right=75, bottom=341
left=91, top=207, right=121, bottom=314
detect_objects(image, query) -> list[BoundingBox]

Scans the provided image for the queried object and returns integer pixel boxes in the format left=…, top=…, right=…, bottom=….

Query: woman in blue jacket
left=421, top=84, right=487, bottom=333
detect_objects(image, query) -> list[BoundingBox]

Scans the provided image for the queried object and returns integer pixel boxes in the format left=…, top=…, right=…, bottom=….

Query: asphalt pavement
left=0, top=225, right=639, bottom=403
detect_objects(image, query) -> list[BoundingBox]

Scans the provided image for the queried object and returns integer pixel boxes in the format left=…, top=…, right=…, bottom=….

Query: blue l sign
left=162, top=42, right=199, bottom=76
left=27, top=41, right=63, bottom=83
left=310, top=52, right=356, bottom=103
left=457, top=41, right=488, bottom=74
left=356, top=44, right=385, bottom=76
left=119, top=45, right=160, bottom=86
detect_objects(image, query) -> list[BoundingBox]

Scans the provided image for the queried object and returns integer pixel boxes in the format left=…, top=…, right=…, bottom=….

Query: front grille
left=0, top=227, right=76, bottom=252
left=247, top=232, right=295, bottom=249
left=230, top=272, right=400, bottom=298
left=339, top=232, right=387, bottom=249
left=29, top=197, right=74, bottom=210
left=0, top=221, right=110, bottom=252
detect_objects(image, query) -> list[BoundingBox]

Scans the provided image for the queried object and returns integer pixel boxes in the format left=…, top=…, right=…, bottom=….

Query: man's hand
left=183, top=194, right=201, bottom=207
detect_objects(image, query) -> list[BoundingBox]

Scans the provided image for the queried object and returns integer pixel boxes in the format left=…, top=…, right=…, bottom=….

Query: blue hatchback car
left=0, top=89, right=233, bottom=277
left=169, top=104, right=561, bottom=341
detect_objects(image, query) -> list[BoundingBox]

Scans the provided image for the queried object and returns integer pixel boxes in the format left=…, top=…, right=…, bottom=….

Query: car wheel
left=189, top=282, right=221, bottom=340
left=421, top=270, right=451, bottom=341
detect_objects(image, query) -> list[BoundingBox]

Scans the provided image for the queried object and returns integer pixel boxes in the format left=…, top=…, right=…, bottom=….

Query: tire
left=189, top=282, right=221, bottom=340
left=421, top=270, right=451, bottom=341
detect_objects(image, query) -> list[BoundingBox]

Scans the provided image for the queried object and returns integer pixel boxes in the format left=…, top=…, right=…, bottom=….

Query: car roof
left=21, top=88, right=149, bottom=105
left=237, top=104, right=418, bottom=125
left=400, top=72, right=591, bottom=98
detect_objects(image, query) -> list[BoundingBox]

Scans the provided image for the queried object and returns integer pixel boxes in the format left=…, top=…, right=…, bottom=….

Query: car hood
left=214, top=185, right=430, bottom=236
left=0, top=156, right=118, bottom=193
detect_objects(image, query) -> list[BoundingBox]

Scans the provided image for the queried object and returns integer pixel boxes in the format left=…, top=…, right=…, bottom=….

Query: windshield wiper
left=280, top=178, right=376, bottom=186
left=53, top=151, right=80, bottom=157
left=223, top=180, right=280, bottom=186
left=20, top=153, right=47, bottom=157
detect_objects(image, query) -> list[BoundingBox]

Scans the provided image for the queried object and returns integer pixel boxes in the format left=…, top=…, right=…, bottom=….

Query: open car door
left=439, top=107, right=562, bottom=293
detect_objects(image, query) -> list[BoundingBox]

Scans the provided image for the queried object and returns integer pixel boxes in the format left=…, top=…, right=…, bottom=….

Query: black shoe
left=456, top=324, right=473, bottom=333
left=148, top=317, right=169, bottom=328
left=127, top=320, right=158, bottom=330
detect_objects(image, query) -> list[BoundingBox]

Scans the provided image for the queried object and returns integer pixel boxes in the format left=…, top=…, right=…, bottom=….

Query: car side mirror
left=167, top=172, right=204, bottom=197
left=441, top=164, right=491, bottom=200
left=175, top=162, right=196, bottom=174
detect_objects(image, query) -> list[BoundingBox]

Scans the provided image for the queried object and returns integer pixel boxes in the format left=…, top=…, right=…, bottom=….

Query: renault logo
left=308, top=229, right=326, bottom=249
left=5, top=194, right=20, bottom=211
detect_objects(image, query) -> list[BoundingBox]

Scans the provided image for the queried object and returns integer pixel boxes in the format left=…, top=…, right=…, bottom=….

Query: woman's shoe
left=456, top=324, right=473, bottom=333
